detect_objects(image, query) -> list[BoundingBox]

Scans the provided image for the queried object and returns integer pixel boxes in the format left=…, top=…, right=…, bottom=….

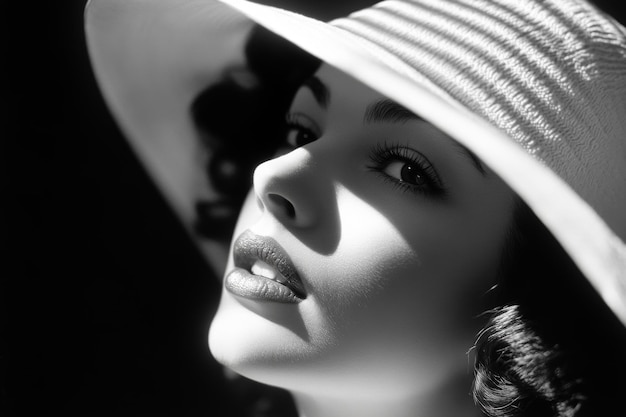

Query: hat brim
left=85, top=0, right=626, bottom=325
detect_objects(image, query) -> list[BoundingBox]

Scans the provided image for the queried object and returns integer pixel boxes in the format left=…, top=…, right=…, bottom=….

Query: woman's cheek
left=309, top=188, right=478, bottom=349
left=307, top=188, right=421, bottom=331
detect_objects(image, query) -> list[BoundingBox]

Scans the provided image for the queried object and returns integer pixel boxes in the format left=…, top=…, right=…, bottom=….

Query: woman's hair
left=192, top=26, right=626, bottom=417
left=472, top=200, right=626, bottom=416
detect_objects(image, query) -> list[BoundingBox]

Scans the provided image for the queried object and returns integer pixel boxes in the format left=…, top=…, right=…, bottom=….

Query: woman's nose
left=253, top=149, right=320, bottom=229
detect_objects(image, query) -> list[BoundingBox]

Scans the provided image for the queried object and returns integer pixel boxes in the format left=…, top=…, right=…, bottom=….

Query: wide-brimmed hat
left=85, top=0, right=626, bottom=327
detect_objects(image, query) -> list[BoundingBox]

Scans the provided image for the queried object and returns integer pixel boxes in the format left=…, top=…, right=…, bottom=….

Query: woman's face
left=209, top=64, right=515, bottom=398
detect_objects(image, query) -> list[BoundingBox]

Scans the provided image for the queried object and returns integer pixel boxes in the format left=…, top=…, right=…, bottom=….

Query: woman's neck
left=291, top=374, right=482, bottom=417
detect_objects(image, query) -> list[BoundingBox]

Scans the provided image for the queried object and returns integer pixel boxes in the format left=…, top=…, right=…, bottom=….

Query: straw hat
left=85, top=0, right=626, bottom=327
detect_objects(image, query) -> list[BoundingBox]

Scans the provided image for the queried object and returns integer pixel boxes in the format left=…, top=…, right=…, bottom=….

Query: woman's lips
left=225, top=230, right=306, bottom=303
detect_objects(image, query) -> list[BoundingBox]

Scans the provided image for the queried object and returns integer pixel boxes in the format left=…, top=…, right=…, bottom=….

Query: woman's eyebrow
left=364, top=99, right=419, bottom=124
left=302, top=76, right=330, bottom=108
left=453, top=143, right=486, bottom=175
left=364, top=99, right=486, bottom=175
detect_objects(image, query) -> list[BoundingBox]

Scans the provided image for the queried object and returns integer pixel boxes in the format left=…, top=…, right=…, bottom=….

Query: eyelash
left=367, top=141, right=447, bottom=198
left=284, top=113, right=446, bottom=198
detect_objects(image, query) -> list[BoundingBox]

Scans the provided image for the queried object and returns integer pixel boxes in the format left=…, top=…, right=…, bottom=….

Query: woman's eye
left=368, top=143, right=447, bottom=198
left=383, top=161, right=429, bottom=187
left=284, top=112, right=320, bottom=148
left=286, top=127, right=317, bottom=148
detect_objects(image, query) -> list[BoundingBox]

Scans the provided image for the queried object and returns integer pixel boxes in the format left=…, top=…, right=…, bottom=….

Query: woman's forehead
left=315, top=63, right=384, bottom=103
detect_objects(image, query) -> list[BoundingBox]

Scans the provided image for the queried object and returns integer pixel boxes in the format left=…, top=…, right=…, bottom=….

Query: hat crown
left=332, top=0, right=626, bottom=239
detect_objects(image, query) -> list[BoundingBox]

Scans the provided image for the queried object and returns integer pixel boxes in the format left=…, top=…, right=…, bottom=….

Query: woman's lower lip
left=225, top=267, right=303, bottom=304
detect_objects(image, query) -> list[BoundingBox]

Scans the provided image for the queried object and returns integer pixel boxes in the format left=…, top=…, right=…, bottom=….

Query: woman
left=85, top=0, right=626, bottom=415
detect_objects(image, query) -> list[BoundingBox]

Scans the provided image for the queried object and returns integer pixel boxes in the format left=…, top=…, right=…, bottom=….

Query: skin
left=209, top=64, right=516, bottom=417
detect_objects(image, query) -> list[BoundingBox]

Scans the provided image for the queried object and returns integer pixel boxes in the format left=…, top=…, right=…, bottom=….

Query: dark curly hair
left=471, top=200, right=626, bottom=417
left=192, top=25, right=626, bottom=417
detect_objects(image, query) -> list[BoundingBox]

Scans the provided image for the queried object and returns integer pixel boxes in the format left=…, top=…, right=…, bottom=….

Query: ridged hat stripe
left=378, top=1, right=564, bottom=107
left=370, top=0, right=602, bottom=132
left=335, top=14, right=575, bottom=164
left=363, top=4, right=578, bottom=135
left=403, top=0, right=582, bottom=101
left=336, top=19, right=558, bottom=170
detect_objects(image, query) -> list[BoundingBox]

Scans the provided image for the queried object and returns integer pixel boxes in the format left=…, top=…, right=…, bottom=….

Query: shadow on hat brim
left=85, top=0, right=626, bottom=326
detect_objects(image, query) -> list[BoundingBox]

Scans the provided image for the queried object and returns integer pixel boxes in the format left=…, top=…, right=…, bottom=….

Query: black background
left=2, top=1, right=625, bottom=416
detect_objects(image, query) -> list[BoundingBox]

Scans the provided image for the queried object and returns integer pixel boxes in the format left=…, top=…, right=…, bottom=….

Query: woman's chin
left=208, top=320, right=305, bottom=390
left=207, top=291, right=314, bottom=384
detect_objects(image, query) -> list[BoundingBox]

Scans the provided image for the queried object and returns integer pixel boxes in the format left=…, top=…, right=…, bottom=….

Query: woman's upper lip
left=232, top=230, right=307, bottom=299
